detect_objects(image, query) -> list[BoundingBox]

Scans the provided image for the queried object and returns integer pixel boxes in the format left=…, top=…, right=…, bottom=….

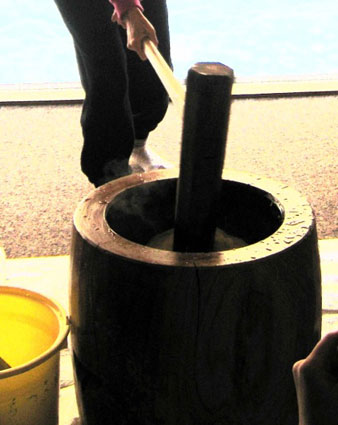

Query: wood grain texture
left=143, top=39, right=185, bottom=118
left=70, top=170, right=321, bottom=425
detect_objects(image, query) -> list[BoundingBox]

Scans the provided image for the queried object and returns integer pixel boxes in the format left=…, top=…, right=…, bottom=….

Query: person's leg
left=121, top=0, right=172, bottom=171
left=121, top=0, right=171, bottom=140
left=54, top=0, right=134, bottom=184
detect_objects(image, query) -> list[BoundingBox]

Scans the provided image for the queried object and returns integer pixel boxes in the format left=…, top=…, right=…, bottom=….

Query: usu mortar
left=70, top=63, right=321, bottom=425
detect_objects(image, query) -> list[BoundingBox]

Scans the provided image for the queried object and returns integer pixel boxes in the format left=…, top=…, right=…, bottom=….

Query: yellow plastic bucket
left=0, top=286, right=69, bottom=425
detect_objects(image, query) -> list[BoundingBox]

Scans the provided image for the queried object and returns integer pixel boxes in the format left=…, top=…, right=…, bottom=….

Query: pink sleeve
left=109, top=0, right=144, bottom=20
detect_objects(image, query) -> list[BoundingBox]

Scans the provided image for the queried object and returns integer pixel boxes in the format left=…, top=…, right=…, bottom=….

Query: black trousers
left=54, top=0, right=171, bottom=183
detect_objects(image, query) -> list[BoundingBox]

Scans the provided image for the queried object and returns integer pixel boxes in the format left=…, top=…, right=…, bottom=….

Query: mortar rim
left=73, top=168, right=315, bottom=267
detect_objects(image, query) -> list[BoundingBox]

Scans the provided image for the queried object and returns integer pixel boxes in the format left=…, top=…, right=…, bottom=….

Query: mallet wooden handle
left=143, top=38, right=185, bottom=117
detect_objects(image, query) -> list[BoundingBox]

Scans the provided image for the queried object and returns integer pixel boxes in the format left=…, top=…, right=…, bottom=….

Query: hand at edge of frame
left=293, top=330, right=338, bottom=425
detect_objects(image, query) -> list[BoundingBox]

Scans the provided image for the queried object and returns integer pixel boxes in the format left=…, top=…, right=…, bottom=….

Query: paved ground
left=0, top=95, right=337, bottom=258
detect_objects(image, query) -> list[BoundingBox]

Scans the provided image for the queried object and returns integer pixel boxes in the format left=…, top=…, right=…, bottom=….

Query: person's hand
left=293, top=331, right=338, bottom=425
left=111, top=7, right=158, bottom=61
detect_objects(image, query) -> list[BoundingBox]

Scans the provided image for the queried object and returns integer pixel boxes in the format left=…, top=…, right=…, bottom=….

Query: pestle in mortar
left=143, top=40, right=246, bottom=252
left=174, top=63, right=235, bottom=252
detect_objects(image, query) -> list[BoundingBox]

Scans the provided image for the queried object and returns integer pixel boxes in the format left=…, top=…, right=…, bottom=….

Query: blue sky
left=169, top=0, right=338, bottom=79
left=0, top=0, right=337, bottom=84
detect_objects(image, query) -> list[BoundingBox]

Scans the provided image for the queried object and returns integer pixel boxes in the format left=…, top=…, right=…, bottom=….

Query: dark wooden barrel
left=70, top=168, right=321, bottom=425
